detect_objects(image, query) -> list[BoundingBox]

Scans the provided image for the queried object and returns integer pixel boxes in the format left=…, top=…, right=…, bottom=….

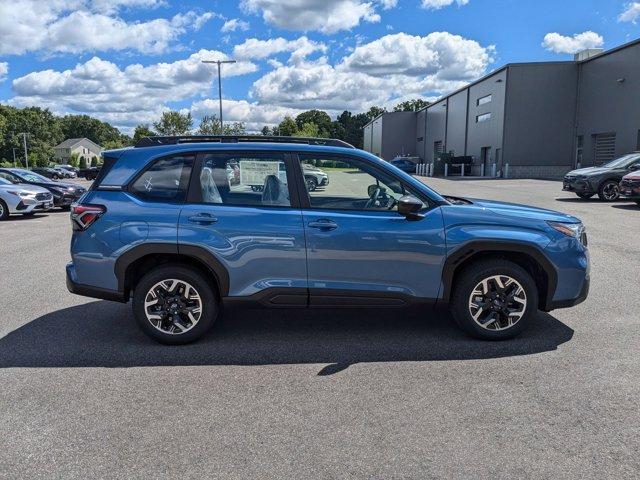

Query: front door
left=178, top=151, right=307, bottom=300
left=296, top=153, right=447, bottom=304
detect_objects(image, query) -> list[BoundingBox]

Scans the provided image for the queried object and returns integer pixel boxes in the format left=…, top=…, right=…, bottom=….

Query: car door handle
left=308, top=219, right=338, bottom=230
left=188, top=213, right=218, bottom=224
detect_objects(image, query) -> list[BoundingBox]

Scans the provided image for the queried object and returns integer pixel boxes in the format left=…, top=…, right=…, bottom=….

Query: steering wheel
left=365, top=186, right=397, bottom=210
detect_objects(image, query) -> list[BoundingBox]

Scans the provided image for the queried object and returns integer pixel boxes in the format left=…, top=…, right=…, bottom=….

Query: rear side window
left=130, top=154, right=193, bottom=202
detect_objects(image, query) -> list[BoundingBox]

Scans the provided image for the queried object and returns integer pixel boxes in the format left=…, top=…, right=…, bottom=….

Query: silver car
left=0, top=177, right=54, bottom=220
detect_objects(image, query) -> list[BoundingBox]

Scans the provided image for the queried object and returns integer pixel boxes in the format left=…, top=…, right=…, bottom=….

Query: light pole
left=201, top=59, right=236, bottom=130
left=20, top=133, right=29, bottom=168
left=12, top=148, right=17, bottom=167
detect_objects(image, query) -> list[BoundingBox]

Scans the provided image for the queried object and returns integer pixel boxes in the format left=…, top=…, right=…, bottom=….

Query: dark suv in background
left=0, top=168, right=86, bottom=210
left=563, top=153, right=640, bottom=201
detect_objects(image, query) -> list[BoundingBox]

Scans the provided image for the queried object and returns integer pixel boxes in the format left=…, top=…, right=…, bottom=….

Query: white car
left=302, top=165, right=329, bottom=191
left=0, top=177, right=54, bottom=220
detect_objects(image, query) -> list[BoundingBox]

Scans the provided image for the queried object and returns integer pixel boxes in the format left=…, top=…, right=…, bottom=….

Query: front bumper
left=620, top=179, right=640, bottom=199
left=66, top=263, right=127, bottom=302
left=545, top=275, right=590, bottom=310
left=562, top=178, right=594, bottom=194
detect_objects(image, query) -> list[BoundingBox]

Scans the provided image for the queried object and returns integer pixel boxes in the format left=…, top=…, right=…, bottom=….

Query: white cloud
left=0, top=1, right=213, bottom=55
left=341, top=32, right=493, bottom=79
left=221, top=18, right=250, bottom=32
left=619, top=2, right=640, bottom=23
left=421, top=0, right=469, bottom=10
left=10, top=51, right=257, bottom=132
left=542, top=31, right=604, bottom=54
left=240, top=0, right=396, bottom=33
left=0, top=62, right=7, bottom=82
left=233, top=36, right=327, bottom=64
left=189, top=98, right=304, bottom=131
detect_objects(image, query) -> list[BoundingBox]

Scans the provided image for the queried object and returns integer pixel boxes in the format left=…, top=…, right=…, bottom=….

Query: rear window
left=90, top=155, right=117, bottom=190
left=129, top=154, right=193, bottom=202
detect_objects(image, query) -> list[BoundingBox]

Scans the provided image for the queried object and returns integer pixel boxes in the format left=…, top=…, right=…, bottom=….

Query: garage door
left=593, top=133, right=616, bottom=165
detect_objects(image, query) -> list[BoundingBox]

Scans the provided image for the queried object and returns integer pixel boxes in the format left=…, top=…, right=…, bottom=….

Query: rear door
left=295, top=153, right=446, bottom=305
left=178, top=151, right=308, bottom=301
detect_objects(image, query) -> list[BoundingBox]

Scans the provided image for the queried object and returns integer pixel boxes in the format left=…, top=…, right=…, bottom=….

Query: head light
left=8, top=190, right=31, bottom=197
left=548, top=221, right=587, bottom=246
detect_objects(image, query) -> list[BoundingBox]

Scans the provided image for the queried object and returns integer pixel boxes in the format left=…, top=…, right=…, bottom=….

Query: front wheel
left=597, top=180, right=620, bottom=201
left=0, top=200, right=9, bottom=220
left=132, top=265, right=219, bottom=345
left=450, top=260, right=538, bottom=340
left=305, top=176, right=318, bottom=192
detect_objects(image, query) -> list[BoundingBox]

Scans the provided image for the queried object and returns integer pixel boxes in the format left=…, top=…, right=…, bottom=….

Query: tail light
left=71, top=204, right=105, bottom=231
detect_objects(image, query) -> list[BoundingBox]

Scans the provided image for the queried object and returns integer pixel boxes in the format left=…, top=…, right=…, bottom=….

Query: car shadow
left=610, top=203, right=640, bottom=210
left=0, top=301, right=574, bottom=375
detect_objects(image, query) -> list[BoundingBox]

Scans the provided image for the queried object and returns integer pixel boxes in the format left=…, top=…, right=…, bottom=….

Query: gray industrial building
left=363, top=39, right=640, bottom=178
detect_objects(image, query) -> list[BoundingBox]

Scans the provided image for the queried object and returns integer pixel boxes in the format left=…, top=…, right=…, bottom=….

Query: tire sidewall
left=0, top=199, right=8, bottom=220
left=132, top=265, right=218, bottom=345
left=451, top=261, right=539, bottom=341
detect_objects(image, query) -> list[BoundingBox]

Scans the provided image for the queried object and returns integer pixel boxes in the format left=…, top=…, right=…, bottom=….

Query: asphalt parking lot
left=1, top=178, right=638, bottom=479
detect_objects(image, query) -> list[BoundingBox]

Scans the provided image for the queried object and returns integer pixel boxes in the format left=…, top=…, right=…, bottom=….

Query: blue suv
left=66, top=136, right=589, bottom=344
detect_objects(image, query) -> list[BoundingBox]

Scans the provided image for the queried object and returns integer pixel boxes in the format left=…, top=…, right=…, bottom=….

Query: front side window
left=196, top=152, right=291, bottom=207
left=299, top=154, right=418, bottom=212
left=130, top=154, right=193, bottom=202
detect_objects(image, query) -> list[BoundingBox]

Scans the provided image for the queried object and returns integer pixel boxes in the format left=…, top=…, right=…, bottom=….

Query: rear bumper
left=66, top=263, right=127, bottom=302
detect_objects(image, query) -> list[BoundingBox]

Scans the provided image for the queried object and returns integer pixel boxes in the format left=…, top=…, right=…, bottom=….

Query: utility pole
left=20, top=133, right=29, bottom=168
left=12, top=148, right=17, bottom=167
left=201, top=59, right=236, bottom=130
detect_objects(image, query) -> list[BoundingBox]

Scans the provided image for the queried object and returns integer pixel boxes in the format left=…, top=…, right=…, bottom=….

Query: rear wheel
left=305, top=176, right=318, bottom=192
left=597, top=180, right=620, bottom=201
left=576, top=192, right=593, bottom=199
left=0, top=200, right=9, bottom=220
left=450, top=260, right=538, bottom=340
left=132, top=265, right=218, bottom=345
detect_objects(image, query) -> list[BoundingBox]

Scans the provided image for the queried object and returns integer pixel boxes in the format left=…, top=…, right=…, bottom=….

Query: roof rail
left=135, top=135, right=355, bottom=149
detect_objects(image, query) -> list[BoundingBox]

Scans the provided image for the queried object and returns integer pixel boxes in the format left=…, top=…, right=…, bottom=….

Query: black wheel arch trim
left=114, top=242, right=230, bottom=298
left=441, top=240, right=558, bottom=310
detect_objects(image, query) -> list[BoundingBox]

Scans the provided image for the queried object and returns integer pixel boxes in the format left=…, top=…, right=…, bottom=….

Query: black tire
left=450, top=259, right=538, bottom=341
left=132, top=264, right=219, bottom=345
left=52, top=174, right=59, bottom=180
left=305, top=176, right=318, bottom=192
left=576, top=192, right=594, bottom=199
left=59, top=205, right=71, bottom=211
left=635, top=200, right=640, bottom=207
left=0, top=199, right=9, bottom=220
left=597, top=180, right=620, bottom=201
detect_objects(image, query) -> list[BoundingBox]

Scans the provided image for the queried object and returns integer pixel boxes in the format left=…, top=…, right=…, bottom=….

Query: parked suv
left=66, top=136, right=590, bottom=344
left=619, top=169, right=640, bottom=205
left=563, top=153, right=640, bottom=201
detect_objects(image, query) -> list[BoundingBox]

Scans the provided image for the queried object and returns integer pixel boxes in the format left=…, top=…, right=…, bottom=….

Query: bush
left=79, top=156, right=87, bottom=170
left=69, top=152, right=80, bottom=168
left=0, top=160, right=13, bottom=168
left=91, top=156, right=98, bottom=167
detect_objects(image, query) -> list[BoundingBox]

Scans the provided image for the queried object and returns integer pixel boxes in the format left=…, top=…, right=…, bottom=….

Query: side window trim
left=293, top=152, right=434, bottom=213
left=185, top=150, right=303, bottom=210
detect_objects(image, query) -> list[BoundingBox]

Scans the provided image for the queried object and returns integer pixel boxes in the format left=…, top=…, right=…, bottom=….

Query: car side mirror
left=397, top=195, right=425, bottom=221
left=629, top=163, right=640, bottom=171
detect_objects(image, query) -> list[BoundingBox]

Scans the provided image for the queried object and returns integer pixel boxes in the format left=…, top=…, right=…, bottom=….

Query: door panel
left=296, top=153, right=447, bottom=300
left=179, top=151, right=307, bottom=297
left=303, top=208, right=446, bottom=299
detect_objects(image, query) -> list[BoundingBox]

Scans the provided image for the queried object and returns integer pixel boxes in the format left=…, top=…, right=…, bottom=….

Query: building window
left=592, top=133, right=616, bottom=166
left=477, top=94, right=492, bottom=106
left=476, top=113, right=491, bottom=123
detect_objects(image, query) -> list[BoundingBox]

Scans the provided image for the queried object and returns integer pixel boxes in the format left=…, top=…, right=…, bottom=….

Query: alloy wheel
left=468, top=275, right=527, bottom=331
left=144, top=279, right=202, bottom=335
left=602, top=182, right=619, bottom=200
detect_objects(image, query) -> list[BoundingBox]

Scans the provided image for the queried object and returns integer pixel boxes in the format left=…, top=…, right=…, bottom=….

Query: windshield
left=13, top=170, right=49, bottom=182
left=603, top=154, right=640, bottom=168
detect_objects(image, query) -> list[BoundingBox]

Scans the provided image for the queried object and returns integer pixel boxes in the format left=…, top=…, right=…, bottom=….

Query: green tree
left=295, top=110, right=332, bottom=137
left=60, top=114, right=123, bottom=147
left=133, top=124, right=155, bottom=144
left=364, top=106, right=387, bottom=122
left=197, top=115, right=246, bottom=135
left=69, top=152, right=80, bottom=167
left=293, top=122, right=321, bottom=138
left=153, top=111, right=193, bottom=136
left=393, top=99, right=430, bottom=112
left=261, top=126, right=272, bottom=136
left=79, top=156, right=87, bottom=170
left=277, top=116, right=297, bottom=136
left=91, top=156, right=98, bottom=167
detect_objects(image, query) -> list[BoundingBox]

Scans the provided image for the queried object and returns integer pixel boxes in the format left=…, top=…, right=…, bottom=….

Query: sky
left=0, top=0, right=639, bottom=134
